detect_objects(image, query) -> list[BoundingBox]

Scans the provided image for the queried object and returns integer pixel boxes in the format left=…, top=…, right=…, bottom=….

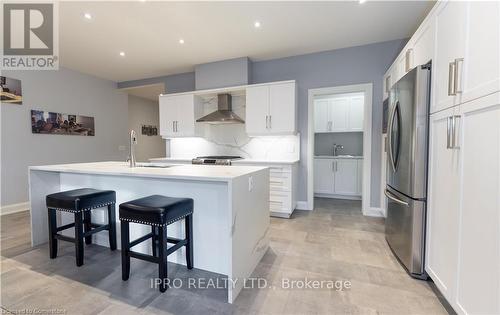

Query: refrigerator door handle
left=387, top=100, right=399, bottom=172
left=384, top=189, right=409, bottom=207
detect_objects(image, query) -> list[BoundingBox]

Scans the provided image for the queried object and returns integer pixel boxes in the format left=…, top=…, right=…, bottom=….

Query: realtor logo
left=2, top=2, right=58, bottom=70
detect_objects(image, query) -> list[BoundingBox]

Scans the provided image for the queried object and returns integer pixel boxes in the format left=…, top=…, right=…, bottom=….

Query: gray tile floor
left=1, top=198, right=449, bottom=314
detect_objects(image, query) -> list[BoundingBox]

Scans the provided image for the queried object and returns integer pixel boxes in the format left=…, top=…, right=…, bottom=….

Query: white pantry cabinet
left=314, top=157, right=362, bottom=198
left=245, top=81, right=297, bottom=136
left=313, top=94, right=364, bottom=133
left=426, top=106, right=461, bottom=303
left=427, top=92, right=500, bottom=315
left=159, top=94, right=203, bottom=138
left=453, top=94, right=500, bottom=315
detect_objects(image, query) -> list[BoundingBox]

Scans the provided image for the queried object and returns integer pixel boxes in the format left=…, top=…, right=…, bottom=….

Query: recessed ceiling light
left=119, top=51, right=125, bottom=57
left=359, top=0, right=367, bottom=4
left=179, top=39, right=185, bottom=44
left=254, top=21, right=261, bottom=28
left=84, top=13, right=92, bottom=20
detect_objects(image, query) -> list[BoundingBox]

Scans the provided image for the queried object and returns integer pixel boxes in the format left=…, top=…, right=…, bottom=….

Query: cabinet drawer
left=270, top=191, right=291, bottom=209
left=269, top=175, right=291, bottom=191
left=269, top=167, right=292, bottom=191
left=270, top=201, right=286, bottom=212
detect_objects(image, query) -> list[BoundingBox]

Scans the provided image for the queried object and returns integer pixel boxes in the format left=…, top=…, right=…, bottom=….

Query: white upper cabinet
left=314, top=99, right=329, bottom=133
left=433, top=1, right=467, bottom=113
left=383, top=68, right=393, bottom=100
left=348, top=95, right=364, bottom=131
left=460, top=1, right=500, bottom=104
left=329, top=97, right=349, bottom=132
left=159, top=94, right=203, bottom=138
left=245, top=85, right=269, bottom=135
left=314, top=94, right=364, bottom=133
left=245, top=81, right=297, bottom=135
left=268, top=82, right=297, bottom=134
left=411, top=17, right=435, bottom=68
left=432, top=1, right=500, bottom=113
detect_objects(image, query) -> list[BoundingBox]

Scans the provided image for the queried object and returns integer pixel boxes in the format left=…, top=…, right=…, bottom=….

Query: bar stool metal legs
left=185, top=214, right=193, bottom=270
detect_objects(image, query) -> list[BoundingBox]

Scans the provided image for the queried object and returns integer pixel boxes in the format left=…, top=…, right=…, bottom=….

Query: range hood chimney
left=196, top=94, right=244, bottom=124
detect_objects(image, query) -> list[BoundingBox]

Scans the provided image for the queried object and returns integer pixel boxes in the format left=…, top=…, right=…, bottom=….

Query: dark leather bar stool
left=46, top=188, right=117, bottom=266
left=119, top=195, right=193, bottom=292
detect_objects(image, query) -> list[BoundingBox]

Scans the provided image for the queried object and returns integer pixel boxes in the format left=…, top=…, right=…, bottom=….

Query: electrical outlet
left=118, top=145, right=126, bottom=151
left=248, top=176, right=253, bottom=191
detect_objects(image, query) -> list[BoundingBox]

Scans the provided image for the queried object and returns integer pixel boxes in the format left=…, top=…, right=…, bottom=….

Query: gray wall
left=118, top=72, right=195, bottom=94
left=1, top=68, right=129, bottom=206
left=251, top=39, right=406, bottom=206
left=128, top=95, right=166, bottom=162
left=118, top=39, right=406, bottom=207
left=195, top=57, right=251, bottom=90
left=315, top=132, right=363, bottom=156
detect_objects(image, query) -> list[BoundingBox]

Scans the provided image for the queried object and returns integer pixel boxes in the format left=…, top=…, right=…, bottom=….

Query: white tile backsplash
left=168, top=95, right=300, bottom=160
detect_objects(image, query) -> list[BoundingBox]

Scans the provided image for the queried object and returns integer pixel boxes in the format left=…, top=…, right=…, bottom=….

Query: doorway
left=307, top=83, right=375, bottom=216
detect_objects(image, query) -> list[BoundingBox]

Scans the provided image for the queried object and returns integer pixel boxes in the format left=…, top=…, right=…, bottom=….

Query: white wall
left=0, top=68, right=129, bottom=208
left=128, top=95, right=165, bottom=162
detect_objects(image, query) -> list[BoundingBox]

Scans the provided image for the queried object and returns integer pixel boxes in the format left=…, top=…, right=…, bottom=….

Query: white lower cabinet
left=426, top=92, right=500, bottom=315
left=314, top=157, right=362, bottom=198
left=234, top=162, right=298, bottom=218
left=333, top=159, right=358, bottom=195
left=427, top=106, right=461, bottom=302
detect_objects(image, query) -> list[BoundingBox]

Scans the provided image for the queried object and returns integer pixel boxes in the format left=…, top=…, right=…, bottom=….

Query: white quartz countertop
left=149, top=157, right=300, bottom=165
left=29, top=161, right=268, bottom=182
left=314, top=155, right=363, bottom=159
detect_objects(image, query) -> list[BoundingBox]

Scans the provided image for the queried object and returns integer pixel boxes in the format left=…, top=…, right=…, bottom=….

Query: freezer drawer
left=384, top=186, right=426, bottom=278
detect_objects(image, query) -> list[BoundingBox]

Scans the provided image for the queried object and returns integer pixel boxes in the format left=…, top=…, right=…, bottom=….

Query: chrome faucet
left=333, top=144, right=344, bottom=156
left=129, top=130, right=137, bottom=168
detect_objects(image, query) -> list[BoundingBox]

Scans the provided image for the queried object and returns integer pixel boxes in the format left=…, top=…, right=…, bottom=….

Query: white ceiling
left=59, top=1, right=434, bottom=82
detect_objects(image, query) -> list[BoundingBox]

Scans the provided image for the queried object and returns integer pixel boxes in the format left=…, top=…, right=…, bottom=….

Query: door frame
left=307, top=83, right=375, bottom=216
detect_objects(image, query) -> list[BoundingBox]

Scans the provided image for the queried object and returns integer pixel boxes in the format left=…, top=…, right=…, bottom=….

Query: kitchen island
left=29, top=161, right=270, bottom=303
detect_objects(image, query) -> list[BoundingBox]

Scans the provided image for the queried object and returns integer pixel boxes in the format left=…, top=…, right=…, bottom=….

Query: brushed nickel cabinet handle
left=265, top=116, right=269, bottom=129
left=405, top=49, right=413, bottom=72
left=454, top=58, right=464, bottom=94
left=452, top=115, right=461, bottom=149
left=446, top=116, right=453, bottom=149
left=269, top=115, right=272, bottom=129
left=448, top=61, right=456, bottom=96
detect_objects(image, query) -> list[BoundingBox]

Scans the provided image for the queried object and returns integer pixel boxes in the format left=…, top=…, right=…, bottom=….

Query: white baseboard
left=363, top=207, right=384, bottom=217
left=314, top=193, right=362, bottom=201
left=295, top=201, right=312, bottom=211
left=1, top=202, right=30, bottom=215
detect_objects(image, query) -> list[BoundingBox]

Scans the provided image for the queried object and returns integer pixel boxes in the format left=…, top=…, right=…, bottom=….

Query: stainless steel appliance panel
left=387, top=66, right=430, bottom=199
left=384, top=186, right=426, bottom=277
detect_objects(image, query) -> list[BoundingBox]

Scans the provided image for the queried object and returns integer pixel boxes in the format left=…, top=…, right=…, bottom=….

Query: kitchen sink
left=137, top=163, right=177, bottom=168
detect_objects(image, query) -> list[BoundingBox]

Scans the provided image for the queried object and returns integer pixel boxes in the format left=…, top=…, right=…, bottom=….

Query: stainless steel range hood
left=196, top=94, right=245, bottom=124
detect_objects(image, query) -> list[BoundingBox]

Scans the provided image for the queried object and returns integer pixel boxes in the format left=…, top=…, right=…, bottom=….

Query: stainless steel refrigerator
left=385, top=63, right=431, bottom=279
